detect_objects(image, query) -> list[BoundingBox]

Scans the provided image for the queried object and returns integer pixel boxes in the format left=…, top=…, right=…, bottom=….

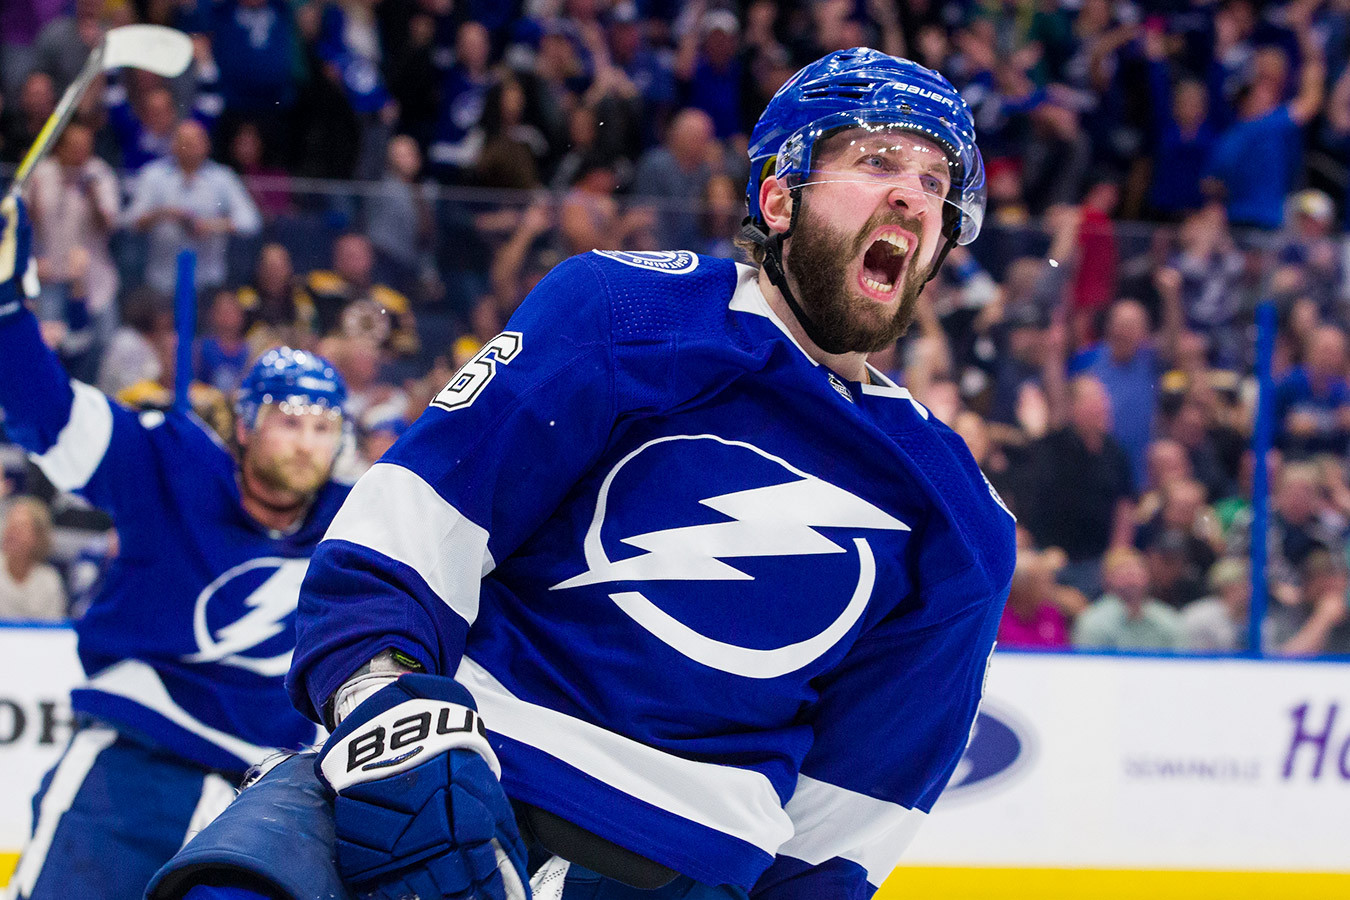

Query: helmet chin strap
left=740, top=190, right=955, bottom=358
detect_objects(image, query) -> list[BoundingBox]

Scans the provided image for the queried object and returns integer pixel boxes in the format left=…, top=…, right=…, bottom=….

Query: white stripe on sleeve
left=29, top=381, right=114, bottom=491
left=456, top=656, right=794, bottom=855
left=323, top=462, right=494, bottom=627
left=776, top=774, right=926, bottom=887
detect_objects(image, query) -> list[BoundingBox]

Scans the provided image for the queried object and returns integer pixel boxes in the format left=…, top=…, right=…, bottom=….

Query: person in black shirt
left=1024, top=375, right=1137, bottom=599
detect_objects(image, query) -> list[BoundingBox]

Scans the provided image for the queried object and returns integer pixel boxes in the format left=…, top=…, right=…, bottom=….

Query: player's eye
left=921, top=173, right=946, bottom=194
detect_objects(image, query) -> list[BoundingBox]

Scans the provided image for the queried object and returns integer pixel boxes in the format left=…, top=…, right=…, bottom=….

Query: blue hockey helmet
left=236, top=347, right=347, bottom=429
left=746, top=48, right=985, bottom=246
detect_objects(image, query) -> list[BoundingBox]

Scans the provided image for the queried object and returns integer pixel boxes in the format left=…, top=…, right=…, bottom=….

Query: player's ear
left=759, top=176, right=793, bottom=237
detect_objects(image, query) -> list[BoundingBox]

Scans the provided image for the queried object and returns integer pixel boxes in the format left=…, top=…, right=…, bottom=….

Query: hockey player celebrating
left=150, top=48, right=1014, bottom=900
left=0, top=195, right=352, bottom=900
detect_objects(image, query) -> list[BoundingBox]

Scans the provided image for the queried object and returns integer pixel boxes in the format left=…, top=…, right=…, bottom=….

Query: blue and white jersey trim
left=85, top=659, right=287, bottom=768
left=323, top=462, right=494, bottom=627
left=30, top=381, right=113, bottom=491
left=455, top=655, right=795, bottom=855
left=778, top=774, right=926, bottom=887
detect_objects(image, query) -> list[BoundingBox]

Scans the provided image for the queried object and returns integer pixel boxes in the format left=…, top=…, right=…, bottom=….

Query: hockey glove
left=0, top=195, right=37, bottom=322
left=315, top=673, right=530, bottom=900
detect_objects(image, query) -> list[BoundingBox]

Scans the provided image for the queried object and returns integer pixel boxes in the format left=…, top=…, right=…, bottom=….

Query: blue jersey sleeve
left=289, top=255, right=622, bottom=722
left=754, top=478, right=1009, bottom=897
left=0, top=306, right=186, bottom=519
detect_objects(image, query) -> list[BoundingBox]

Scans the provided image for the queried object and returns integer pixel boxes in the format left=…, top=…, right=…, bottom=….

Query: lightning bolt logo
left=555, top=476, right=907, bottom=588
left=553, top=434, right=910, bottom=679
left=185, top=557, right=310, bottom=677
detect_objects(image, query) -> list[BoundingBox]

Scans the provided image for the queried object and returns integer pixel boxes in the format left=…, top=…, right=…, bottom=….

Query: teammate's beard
left=242, top=449, right=330, bottom=510
left=784, top=202, right=931, bottom=354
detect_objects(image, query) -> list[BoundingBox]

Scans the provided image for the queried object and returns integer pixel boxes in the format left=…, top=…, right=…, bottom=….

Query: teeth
left=863, top=276, right=893, bottom=292
left=880, top=234, right=909, bottom=255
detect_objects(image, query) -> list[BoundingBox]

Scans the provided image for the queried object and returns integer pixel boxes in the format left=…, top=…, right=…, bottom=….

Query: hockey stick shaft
left=8, top=44, right=107, bottom=199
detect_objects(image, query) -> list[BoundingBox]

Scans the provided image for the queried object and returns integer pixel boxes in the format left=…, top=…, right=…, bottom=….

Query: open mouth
left=860, top=232, right=910, bottom=296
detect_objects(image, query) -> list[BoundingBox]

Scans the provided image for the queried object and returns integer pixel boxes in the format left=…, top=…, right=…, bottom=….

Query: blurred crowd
left=0, top=0, right=1348, bottom=656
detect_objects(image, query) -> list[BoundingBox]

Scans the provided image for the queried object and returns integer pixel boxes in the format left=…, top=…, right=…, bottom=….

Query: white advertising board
left=2, top=628, right=1349, bottom=883
left=0, top=625, right=82, bottom=851
left=902, top=651, right=1350, bottom=872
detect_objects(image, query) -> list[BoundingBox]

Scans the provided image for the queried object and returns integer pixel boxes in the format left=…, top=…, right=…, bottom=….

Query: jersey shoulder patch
left=590, top=250, right=700, bottom=274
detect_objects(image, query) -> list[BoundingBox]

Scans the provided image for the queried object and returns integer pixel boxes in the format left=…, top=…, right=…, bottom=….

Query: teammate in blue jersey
left=149, top=48, right=1015, bottom=900
left=0, top=195, right=353, bottom=900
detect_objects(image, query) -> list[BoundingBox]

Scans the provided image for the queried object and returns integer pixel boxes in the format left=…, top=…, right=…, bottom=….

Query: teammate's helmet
left=746, top=48, right=985, bottom=246
left=236, top=347, right=347, bottom=429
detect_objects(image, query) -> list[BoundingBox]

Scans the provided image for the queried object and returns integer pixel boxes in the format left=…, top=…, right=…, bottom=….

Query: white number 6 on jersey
left=431, top=331, right=523, bottom=412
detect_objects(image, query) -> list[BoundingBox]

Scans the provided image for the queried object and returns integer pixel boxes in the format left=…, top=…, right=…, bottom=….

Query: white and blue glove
left=316, top=673, right=531, bottom=900
left=0, top=195, right=38, bottom=322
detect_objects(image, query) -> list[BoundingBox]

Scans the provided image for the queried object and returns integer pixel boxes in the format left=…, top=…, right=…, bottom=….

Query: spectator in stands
left=1070, top=296, right=1183, bottom=490
left=0, top=70, right=56, bottom=165
left=314, top=0, right=398, bottom=181
left=27, top=0, right=105, bottom=94
left=1181, top=557, right=1255, bottom=652
left=365, top=134, right=435, bottom=296
left=633, top=106, right=717, bottom=250
left=606, top=0, right=676, bottom=149
left=1277, top=189, right=1345, bottom=315
left=1274, top=323, right=1350, bottom=458
left=25, top=120, right=120, bottom=345
left=473, top=74, right=551, bottom=190
left=228, top=121, right=293, bottom=222
left=489, top=197, right=560, bottom=315
left=202, top=0, right=300, bottom=161
left=998, top=549, right=1072, bottom=649
left=1159, top=384, right=1241, bottom=503
left=195, top=289, right=251, bottom=394
left=558, top=159, right=656, bottom=255
left=1203, top=5, right=1326, bottom=230
left=1073, top=546, right=1184, bottom=651
left=1137, top=478, right=1222, bottom=605
left=674, top=7, right=744, bottom=142
left=0, top=495, right=66, bottom=622
left=302, top=233, right=419, bottom=359
left=1158, top=203, right=1246, bottom=368
left=237, top=242, right=314, bottom=350
left=1230, top=460, right=1349, bottom=604
left=104, top=45, right=223, bottom=175
left=1275, top=548, right=1350, bottom=655
left=428, top=20, right=493, bottom=177
left=1024, top=375, right=1136, bottom=599
left=97, top=289, right=176, bottom=399
left=126, top=118, right=262, bottom=295
left=1142, top=21, right=1217, bottom=220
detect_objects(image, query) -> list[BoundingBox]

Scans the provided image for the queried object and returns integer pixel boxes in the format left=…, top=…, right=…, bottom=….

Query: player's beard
left=242, top=449, right=331, bottom=509
left=784, top=202, right=931, bottom=354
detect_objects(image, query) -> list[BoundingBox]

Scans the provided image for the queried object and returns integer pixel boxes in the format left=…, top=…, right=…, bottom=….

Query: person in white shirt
left=0, top=496, right=67, bottom=622
left=125, top=119, right=261, bottom=295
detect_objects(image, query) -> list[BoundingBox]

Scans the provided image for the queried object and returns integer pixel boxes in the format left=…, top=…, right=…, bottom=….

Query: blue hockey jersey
left=290, top=251, right=1015, bottom=894
left=0, top=307, right=349, bottom=775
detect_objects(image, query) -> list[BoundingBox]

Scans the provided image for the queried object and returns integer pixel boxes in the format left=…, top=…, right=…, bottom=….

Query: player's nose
left=884, top=177, right=929, bottom=215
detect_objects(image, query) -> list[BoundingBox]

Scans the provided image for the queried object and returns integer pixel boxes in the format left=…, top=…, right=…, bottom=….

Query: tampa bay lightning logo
left=592, top=250, right=699, bottom=274
left=183, top=557, right=310, bottom=677
left=551, top=435, right=909, bottom=678
left=944, top=702, right=1034, bottom=800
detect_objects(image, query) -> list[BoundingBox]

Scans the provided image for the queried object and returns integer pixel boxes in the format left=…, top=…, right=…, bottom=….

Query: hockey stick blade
left=7, top=25, right=193, bottom=199
left=102, top=25, right=194, bottom=78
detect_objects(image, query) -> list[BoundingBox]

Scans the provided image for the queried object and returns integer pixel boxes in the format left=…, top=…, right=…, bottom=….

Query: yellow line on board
left=0, top=852, right=17, bottom=885
left=880, top=867, right=1350, bottom=900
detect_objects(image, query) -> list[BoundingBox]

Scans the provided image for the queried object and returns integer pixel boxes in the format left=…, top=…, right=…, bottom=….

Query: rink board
left=2, top=627, right=1348, bottom=896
